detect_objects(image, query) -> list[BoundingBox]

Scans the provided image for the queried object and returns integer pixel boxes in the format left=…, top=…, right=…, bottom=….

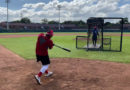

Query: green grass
left=0, top=33, right=130, bottom=63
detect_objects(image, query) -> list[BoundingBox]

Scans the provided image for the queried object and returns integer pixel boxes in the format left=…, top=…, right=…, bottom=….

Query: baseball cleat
left=34, top=75, right=41, bottom=85
left=45, top=72, right=53, bottom=77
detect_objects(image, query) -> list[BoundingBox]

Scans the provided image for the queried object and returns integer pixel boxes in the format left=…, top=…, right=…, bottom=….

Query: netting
left=103, top=19, right=122, bottom=51
left=76, top=17, right=123, bottom=52
left=76, top=36, right=87, bottom=49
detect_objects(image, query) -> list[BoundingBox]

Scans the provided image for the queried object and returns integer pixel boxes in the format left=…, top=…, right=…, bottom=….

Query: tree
left=104, top=22, right=112, bottom=26
left=75, top=20, right=86, bottom=26
left=41, top=18, right=48, bottom=24
left=48, top=21, right=58, bottom=24
left=11, top=20, right=21, bottom=23
left=20, top=17, right=31, bottom=23
left=63, top=21, right=73, bottom=24
left=118, top=17, right=129, bottom=24
left=62, top=20, right=86, bottom=26
left=123, top=17, right=129, bottom=24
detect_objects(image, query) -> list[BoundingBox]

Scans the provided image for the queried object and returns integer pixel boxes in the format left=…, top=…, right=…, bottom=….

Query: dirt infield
left=0, top=44, right=130, bottom=90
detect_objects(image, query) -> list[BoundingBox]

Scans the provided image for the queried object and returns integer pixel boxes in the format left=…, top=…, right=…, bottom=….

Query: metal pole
left=6, top=0, right=9, bottom=30
left=120, top=18, right=124, bottom=52
left=101, top=19, right=104, bottom=50
left=59, top=7, right=61, bottom=30
left=58, top=5, right=61, bottom=30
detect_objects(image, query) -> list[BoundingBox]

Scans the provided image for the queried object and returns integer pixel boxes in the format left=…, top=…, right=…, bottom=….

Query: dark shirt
left=92, top=29, right=98, bottom=38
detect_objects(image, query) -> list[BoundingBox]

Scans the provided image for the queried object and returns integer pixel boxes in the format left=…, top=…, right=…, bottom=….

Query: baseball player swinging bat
left=53, top=44, right=71, bottom=52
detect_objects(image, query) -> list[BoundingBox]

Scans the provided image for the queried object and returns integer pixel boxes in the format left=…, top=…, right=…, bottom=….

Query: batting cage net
left=76, top=36, right=87, bottom=49
left=103, top=19, right=123, bottom=51
left=76, top=17, right=123, bottom=52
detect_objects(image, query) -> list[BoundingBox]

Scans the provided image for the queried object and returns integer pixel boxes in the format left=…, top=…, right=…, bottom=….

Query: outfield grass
left=0, top=33, right=130, bottom=63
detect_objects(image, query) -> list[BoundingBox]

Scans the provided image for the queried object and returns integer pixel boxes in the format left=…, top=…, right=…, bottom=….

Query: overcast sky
left=0, top=0, right=130, bottom=23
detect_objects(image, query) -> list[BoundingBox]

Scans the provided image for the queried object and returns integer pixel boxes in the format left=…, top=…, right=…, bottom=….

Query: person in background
left=92, top=26, right=99, bottom=47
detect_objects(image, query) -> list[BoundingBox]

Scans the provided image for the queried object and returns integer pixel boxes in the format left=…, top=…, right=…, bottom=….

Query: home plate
left=84, top=44, right=101, bottom=48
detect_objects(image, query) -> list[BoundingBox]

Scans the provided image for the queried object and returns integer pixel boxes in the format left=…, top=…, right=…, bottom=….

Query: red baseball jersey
left=36, top=33, right=53, bottom=56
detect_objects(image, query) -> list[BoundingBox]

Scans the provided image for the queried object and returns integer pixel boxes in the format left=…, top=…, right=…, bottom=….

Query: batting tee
left=76, top=17, right=124, bottom=52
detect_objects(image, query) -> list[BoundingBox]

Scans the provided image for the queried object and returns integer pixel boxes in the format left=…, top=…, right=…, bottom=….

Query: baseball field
left=0, top=32, right=130, bottom=90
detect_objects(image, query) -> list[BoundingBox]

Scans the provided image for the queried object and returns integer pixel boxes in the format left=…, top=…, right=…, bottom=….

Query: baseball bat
left=53, top=44, right=71, bottom=52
